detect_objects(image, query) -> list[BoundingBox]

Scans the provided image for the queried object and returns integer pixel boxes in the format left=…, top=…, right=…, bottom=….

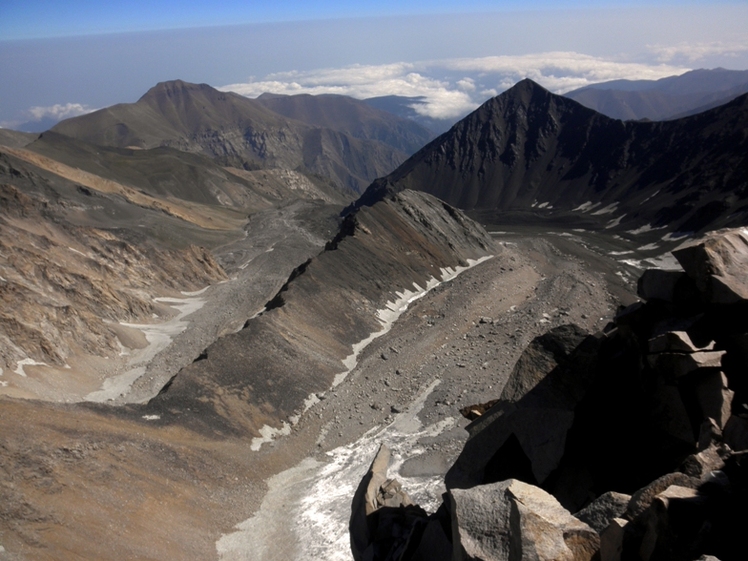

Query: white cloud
left=648, top=41, right=748, bottom=63
left=220, top=52, right=691, bottom=121
left=27, top=103, right=95, bottom=122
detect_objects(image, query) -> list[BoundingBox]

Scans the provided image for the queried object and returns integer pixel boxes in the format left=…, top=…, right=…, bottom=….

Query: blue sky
left=2, top=1, right=748, bottom=129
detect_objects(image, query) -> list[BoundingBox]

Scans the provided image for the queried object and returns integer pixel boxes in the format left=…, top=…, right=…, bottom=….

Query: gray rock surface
left=574, top=491, right=632, bottom=534
left=449, top=479, right=599, bottom=561
left=673, top=228, right=748, bottom=304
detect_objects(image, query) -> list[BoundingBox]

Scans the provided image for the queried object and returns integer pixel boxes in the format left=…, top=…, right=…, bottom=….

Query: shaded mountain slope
left=51, top=80, right=412, bottom=195
left=147, top=189, right=495, bottom=437
left=0, top=128, right=37, bottom=148
left=256, top=92, right=434, bottom=154
left=358, top=79, right=748, bottom=237
left=27, top=131, right=346, bottom=211
left=565, top=68, right=748, bottom=121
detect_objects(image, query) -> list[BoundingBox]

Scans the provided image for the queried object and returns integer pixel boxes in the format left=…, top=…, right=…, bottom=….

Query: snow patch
left=218, top=380, right=450, bottom=561
left=591, top=203, right=619, bottom=216
left=627, top=223, right=665, bottom=235
left=250, top=422, right=293, bottom=452
left=333, top=256, right=493, bottom=388
left=537, top=202, right=549, bottom=209
left=14, top=358, right=48, bottom=377
left=605, top=215, right=624, bottom=229
left=637, top=243, right=660, bottom=251
left=142, top=414, right=161, bottom=421
left=572, top=201, right=600, bottom=213
left=85, top=292, right=207, bottom=402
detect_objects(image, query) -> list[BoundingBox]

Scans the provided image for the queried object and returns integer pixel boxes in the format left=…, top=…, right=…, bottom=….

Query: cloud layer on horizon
left=220, top=51, right=690, bottom=120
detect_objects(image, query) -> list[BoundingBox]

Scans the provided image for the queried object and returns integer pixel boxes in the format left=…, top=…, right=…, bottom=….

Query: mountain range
left=565, top=68, right=748, bottom=121
left=358, top=78, right=748, bottom=239
left=2, top=70, right=748, bottom=560
left=50, top=80, right=427, bottom=196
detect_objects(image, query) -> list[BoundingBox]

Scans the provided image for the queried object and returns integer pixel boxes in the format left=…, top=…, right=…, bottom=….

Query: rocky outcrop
left=354, top=227, right=748, bottom=561
left=450, top=479, right=599, bottom=561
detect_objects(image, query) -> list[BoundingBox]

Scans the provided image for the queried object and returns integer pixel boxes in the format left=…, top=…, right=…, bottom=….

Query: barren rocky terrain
left=2, top=76, right=747, bottom=561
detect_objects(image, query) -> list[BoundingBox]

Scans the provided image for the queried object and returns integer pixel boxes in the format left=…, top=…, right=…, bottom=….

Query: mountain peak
left=138, top=79, right=217, bottom=103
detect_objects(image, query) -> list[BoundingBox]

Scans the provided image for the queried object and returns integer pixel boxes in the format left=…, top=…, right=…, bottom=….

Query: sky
left=2, top=1, right=748, bottom=129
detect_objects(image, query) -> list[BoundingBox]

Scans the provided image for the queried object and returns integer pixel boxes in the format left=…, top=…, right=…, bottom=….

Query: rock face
left=449, top=479, right=599, bottom=561
left=446, top=324, right=603, bottom=491
left=0, top=182, right=226, bottom=375
left=672, top=228, right=748, bottom=304
left=149, top=189, right=495, bottom=437
left=356, top=79, right=748, bottom=236
left=355, top=227, right=748, bottom=561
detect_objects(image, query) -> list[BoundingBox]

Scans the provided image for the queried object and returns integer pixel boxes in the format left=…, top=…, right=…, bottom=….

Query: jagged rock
left=648, top=331, right=714, bottom=354
left=408, top=517, right=452, bottom=561
left=626, top=473, right=700, bottom=519
left=672, top=228, right=748, bottom=304
left=599, top=518, right=628, bottom=561
left=694, top=371, right=734, bottom=429
left=574, top=491, right=632, bottom=534
left=639, top=485, right=707, bottom=561
left=638, top=269, right=689, bottom=303
left=698, top=418, right=723, bottom=451
left=680, top=444, right=727, bottom=480
left=449, top=479, right=599, bottom=561
left=446, top=325, right=601, bottom=489
left=350, top=444, right=427, bottom=561
left=723, top=415, right=748, bottom=451
left=647, top=350, right=725, bottom=378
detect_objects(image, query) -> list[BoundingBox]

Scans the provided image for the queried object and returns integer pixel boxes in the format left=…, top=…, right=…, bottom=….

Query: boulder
left=639, top=485, right=707, bottom=561
left=449, top=479, right=599, bottom=561
left=648, top=331, right=714, bottom=354
left=647, top=350, right=724, bottom=379
left=626, top=472, right=700, bottom=519
left=672, top=228, right=748, bottom=304
left=350, top=444, right=423, bottom=561
left=446, top=325, right=601, bottom=489
left=574, top=491, right=632, bottom=534
left=694, top=371, right=734, bottom=429
left=723, top=415, right=748, bottom=451
left=680, top=444, right=726, bottom=480
left=637, top=269, right=693, bottom=304
left=599, top=518, right=628, bottom=561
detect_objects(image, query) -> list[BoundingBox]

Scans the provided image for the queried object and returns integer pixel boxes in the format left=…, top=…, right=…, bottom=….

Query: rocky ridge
left=355, top=227, right=748, bottom=561
left=146, top=189, right=495, bottom=437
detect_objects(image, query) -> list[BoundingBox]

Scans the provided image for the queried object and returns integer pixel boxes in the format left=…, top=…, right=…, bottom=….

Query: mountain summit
left=358, top=79, right=748, bottom=236
left=50, top=80, right=415, bottom=195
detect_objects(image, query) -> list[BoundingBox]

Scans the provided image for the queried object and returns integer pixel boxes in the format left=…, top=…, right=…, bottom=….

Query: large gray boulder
left=449, top=479, right=599, bottom=561
left=672, top=228, right=748, bottom=304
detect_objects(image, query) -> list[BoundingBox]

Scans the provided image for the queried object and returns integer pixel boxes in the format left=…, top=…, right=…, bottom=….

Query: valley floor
left=1, top=227, right=647, bottom=560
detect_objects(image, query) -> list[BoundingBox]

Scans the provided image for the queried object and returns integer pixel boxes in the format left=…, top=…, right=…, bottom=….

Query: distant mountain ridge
left=50, top=80, right=416, bottom=196
left=357, top=79, right=748, bottom=237
left=255, top=92, right=435, bottom=154
left=565, top=68, right=748, bottom=121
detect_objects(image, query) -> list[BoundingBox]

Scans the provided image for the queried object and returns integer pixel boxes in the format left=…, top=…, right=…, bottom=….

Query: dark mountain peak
left=355, top=77, right=748, bottom=236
